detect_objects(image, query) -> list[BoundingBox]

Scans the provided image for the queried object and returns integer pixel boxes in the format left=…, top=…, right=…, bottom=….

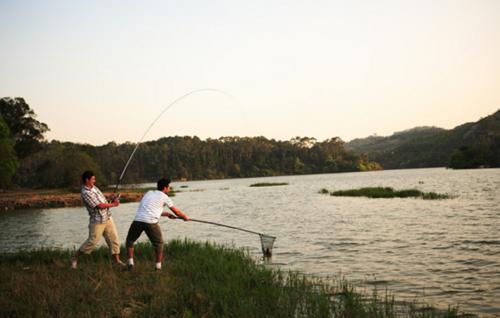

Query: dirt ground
left=0, top=189, right=144, bottom=211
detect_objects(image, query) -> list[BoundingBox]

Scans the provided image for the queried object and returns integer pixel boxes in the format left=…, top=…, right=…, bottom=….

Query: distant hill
left=347, top=126, right=446, bottom=154
left=345, top=110, right=500, bottom=169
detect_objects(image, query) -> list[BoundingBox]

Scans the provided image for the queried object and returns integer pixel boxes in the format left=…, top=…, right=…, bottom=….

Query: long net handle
left=178, top=217, right=274, bottom=237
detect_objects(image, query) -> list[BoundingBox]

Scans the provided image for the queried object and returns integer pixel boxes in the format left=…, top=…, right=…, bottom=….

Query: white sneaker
left=71, top=257, right=77, bottom=269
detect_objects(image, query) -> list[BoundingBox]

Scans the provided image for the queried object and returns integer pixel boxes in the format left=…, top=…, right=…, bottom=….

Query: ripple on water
left=455, top=258, right=498, bottom=267
left=364, top=279, right=394, bottom=286
left=329, top=241, right=363, bottom=247
left=431, top=244, right=456, bottom=250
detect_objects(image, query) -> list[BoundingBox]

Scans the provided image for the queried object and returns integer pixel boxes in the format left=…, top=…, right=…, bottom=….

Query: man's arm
left=97, top=194, right=120, bottom=209
left=83, top=188, right=120, bottom=209
left=97, top=200, right=119, bottom=209
left=163, top=206, right=189, bottom=221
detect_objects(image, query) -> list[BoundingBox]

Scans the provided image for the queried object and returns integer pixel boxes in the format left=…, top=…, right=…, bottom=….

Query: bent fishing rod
left=112, top=88, right=232, bottom=194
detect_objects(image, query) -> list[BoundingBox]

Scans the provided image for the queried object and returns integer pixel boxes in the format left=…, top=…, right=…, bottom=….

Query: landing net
left=260, top=234, right=276, bottom=258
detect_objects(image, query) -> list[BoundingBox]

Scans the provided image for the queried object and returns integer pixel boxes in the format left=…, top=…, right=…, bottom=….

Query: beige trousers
left=79, top=218, right=121, bottom=255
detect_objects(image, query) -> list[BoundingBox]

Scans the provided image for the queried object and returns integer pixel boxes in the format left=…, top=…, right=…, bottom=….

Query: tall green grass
left=0, top=241, right=466, bottom=317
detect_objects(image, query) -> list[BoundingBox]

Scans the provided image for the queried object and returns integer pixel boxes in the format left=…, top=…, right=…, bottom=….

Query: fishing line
left=113, top=88, right=232, bottom=193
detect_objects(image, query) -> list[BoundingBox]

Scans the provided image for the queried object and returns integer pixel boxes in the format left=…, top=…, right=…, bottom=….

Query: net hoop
left=260, top=234, right=276, bottom=258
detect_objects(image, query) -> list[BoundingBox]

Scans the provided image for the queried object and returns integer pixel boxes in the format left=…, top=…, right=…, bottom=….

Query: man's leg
left=125, top=221, right=144, bottom=270
left=71, top=223, right=106, bottom=268
left=103, top=218, right=124, bottom=266
left=144, top=223, right=163, bottom=270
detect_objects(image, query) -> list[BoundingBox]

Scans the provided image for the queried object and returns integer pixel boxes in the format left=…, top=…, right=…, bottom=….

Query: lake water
left=1, top=168, right=499, bottom=316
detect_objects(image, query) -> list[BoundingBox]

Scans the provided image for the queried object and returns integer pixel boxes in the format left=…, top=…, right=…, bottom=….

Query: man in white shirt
left=125, top=178, right=189, bottom=270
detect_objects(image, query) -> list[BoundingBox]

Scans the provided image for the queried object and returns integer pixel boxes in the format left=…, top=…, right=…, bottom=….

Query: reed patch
left=320, top=187, right=452, bottom=199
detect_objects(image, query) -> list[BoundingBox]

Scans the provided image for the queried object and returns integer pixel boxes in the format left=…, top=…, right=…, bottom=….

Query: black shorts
left=126, top=221, right=163, bottom=251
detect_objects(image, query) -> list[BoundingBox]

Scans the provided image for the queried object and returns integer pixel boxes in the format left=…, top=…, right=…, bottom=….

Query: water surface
left=1, top=168, right=499, bottom=316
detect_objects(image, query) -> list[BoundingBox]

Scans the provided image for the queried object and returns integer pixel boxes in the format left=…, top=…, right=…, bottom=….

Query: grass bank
left=320, top=187, right=451, bottom=200
left=0, top=240, right=466, bottom=317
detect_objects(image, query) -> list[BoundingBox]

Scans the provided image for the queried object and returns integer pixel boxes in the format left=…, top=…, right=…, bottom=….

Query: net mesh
left=260, top=234, right=276, bottom=257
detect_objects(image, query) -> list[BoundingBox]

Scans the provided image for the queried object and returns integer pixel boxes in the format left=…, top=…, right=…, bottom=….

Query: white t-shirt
left=134, top=190, right=174, bottom=224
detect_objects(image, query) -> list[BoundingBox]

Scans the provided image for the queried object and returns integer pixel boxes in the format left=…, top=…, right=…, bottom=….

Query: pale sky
left=1, top=0, right=499, bottom=145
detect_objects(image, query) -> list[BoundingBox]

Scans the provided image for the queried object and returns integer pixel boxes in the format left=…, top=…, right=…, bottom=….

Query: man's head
left=81, top=171, right=95, bottom=186
left=157, top=178, right=172, bottom=193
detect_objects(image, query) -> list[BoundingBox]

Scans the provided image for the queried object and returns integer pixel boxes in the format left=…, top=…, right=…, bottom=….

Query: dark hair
left=81, top=171, right=94, bottom=184
left=157, top=178, right=171, bottom=190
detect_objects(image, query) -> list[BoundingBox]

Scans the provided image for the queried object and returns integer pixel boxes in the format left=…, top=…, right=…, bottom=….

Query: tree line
left=1, top=97, right=381, bottom=189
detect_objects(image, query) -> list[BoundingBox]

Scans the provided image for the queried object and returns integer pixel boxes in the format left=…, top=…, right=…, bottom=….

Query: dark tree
left=0, top=97, right=49, bottom=158
left=0, top=114, right=19, bottom=188
left=16, top=141, right=104, bottom=189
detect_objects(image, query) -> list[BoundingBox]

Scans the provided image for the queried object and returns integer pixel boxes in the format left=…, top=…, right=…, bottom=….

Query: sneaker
left=155, top=262, right=162, bottom=271
left=70, top=257, right=77, bottom=269
left=113, top=260, right=127, bottom=269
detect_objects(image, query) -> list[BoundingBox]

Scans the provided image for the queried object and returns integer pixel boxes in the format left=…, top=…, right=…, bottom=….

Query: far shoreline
left=0, top=188, right=145, bottom=212
left=2, top=166, right=494, bottom=212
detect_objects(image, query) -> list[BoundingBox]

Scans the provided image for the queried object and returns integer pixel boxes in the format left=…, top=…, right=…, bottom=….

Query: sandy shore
left=0, top=189, right=144, bottom=211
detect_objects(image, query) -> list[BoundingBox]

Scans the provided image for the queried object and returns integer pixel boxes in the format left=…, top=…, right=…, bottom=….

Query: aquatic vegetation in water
left=250, top=182, right=289, bottom=187
left=321, top=187, right=452, bottom=200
